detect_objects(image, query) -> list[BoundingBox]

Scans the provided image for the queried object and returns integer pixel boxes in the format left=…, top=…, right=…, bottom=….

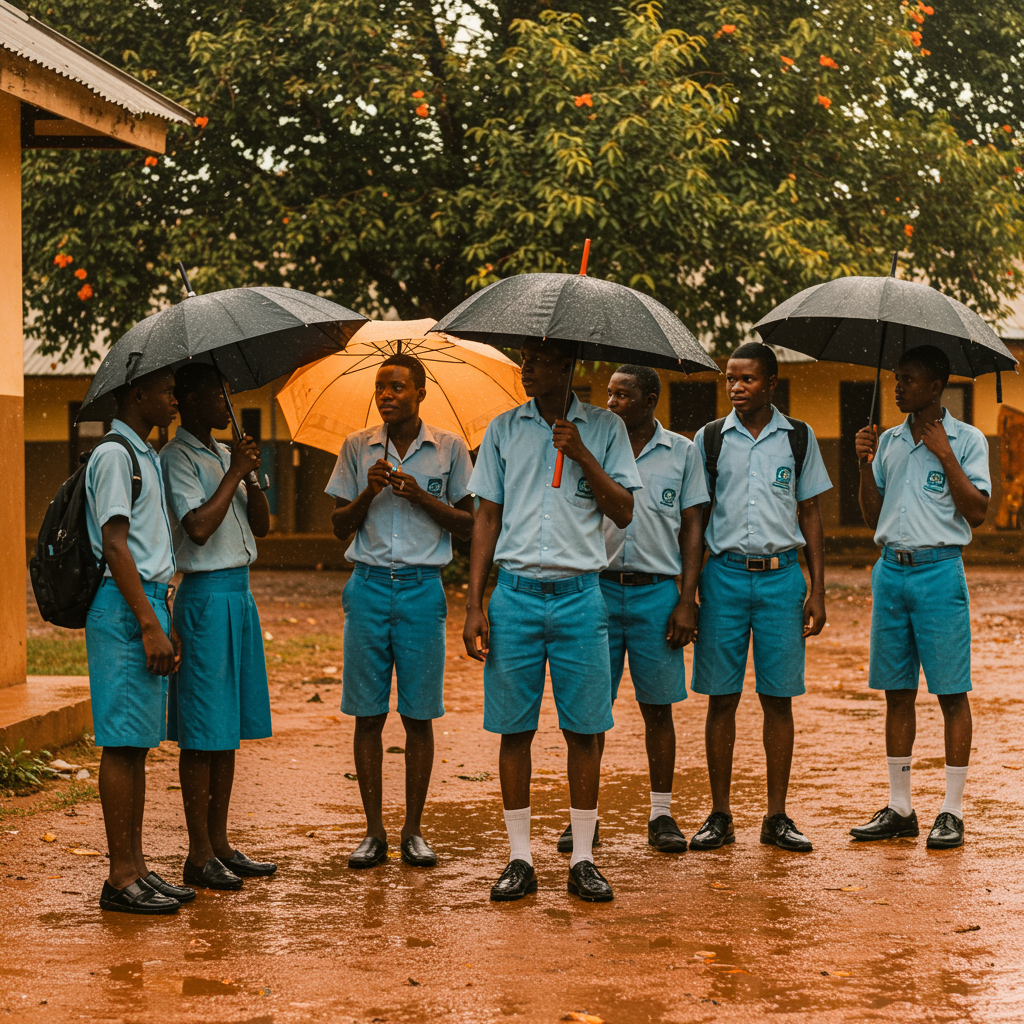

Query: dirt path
left=2, top=567, right=1023, bottom=1023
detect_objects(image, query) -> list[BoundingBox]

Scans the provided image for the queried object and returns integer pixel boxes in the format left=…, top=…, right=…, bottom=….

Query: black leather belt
left=599, top=571, right=663, bottom=586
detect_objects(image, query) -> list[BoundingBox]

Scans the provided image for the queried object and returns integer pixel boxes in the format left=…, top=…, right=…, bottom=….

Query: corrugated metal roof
left=0, top=0, right=193, bottom=124
left=24, top=335, right=110, bottom=375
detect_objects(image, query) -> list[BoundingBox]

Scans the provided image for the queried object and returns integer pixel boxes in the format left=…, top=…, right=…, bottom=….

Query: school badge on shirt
left=576, top=476, right=595, bottom=499
left=772, top=466, right=792, bottom=492
left=427, top=477, right=444, bottom=496
left=660, top=487, right=677, bottom=507
left=924, top=470, right=946, bottom=493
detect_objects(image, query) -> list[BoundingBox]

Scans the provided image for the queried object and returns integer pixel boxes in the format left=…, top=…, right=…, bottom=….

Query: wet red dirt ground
left=3, top=566, right=1024, bottom=1023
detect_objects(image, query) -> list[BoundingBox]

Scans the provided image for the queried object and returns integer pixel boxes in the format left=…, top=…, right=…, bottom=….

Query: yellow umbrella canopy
left=276, top=318, right=527, bottom=453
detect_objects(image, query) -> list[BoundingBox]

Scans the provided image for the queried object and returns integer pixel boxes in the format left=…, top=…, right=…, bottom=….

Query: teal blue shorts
left=483, top=569, right=614, bottom=735
left=869, top=548, right=972, bottom=694
left=341, top=564, right=447, bottom=720
left=601, top=577, right=687, bottom=705
left=691, top=551, right=807, bottom=698
left=85, top=578, right=170, bottom=749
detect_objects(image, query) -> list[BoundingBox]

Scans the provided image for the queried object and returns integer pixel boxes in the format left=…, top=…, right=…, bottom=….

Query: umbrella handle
left=212, top=358, right=264, bottom=490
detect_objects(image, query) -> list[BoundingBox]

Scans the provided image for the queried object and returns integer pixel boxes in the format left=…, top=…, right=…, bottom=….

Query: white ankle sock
left=650, top=791, right=672, bottom=822
left=503, top=806, right=532, bottom=866
left=568, top=806, right=597, bottom=867
left=886, top=755, right=913, bottom=817
left=939, top=764, right=968, bottom=819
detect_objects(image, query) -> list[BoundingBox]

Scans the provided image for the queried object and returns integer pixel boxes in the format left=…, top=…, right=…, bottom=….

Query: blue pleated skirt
left=168, top=566, right=272, bottom=750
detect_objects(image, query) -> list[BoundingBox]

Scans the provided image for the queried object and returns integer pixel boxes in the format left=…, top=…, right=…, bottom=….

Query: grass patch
left=27, top=637, right=88, bottom=676
left=265, top=632, right=343, bottom=668
left=0, top=780, right=100, bottom=822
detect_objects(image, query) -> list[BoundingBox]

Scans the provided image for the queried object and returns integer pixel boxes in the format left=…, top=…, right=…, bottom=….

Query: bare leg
left=208, top=750, right=236, bottom=860
left=499, top=730, right=535, bottom=810
left=638, top=702, right=675, bottom=794
left=706, top=693, right=742, bottom=814
left=937, top=693, right=972, bottom=767
left=885, top=690, right=918, bottom=757
left=759, top=694, right=794, bottom=818
left=99, top=746, right=147, bottom=889
left=353, top=713, right=388, bottom=841
left=563, top=730, right=601, bottom=810
left=179, top=749, right=215, bottom=866
left=130, top=750, right=150, bottom=879
left=400, top=715, right=434, bottom=841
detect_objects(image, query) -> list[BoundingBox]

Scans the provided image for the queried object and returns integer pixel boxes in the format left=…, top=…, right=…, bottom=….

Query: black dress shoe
left=926, top=811, right=964, bottom=849
left=183, top=857, right=244, bottom=891
left=556, top=820, right=601, bottom=854
left=490, top=859, right=537, bottom=901
left=99, top=879, right=179, bottom=915
left=689, top=811, right=735, bottom=850
left=850, top=807, right=920, bottom=842
left=760, top=813, right=813, bottom=852
left=567, top=860, right=613, bottom=902
left=648, top=815, right=687, bottom=853
left=223, top=850, right=277, bottom=877
left=400, top=835, right=437, bottom=867
left=144, top=872, right=196, bottom=903
left=348, top=836, right=388, bottom=869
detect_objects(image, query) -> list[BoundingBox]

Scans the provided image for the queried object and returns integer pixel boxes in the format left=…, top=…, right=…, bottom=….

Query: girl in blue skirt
left=161, top=363, right=276, bottom=891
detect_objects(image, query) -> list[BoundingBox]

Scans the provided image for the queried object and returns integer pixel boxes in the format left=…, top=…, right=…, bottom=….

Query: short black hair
left=114, top=366, right=175, bottom=413
left=898, top=345, right=950, bottom=386
left=730, top=342, right=779, bottom=378
left=613, top=364, right=662, bottom=399
left=521, top=338, right=576, bottom=361
left=174, top=361, right=223, bottom=403
left=379, top=353, right=426, bottom=389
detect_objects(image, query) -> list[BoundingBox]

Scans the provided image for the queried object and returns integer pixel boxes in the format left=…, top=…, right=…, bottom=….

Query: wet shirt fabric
left=85, top=418, right=175, bottom=584
left=871, top=410, right=990, bottom=550
left=604, top=421, right=708, bottom=576
left=470, top=396, right=643, bottom=579
left=160, top=428, right=257, bottom=573
left=326, top=421, right=473, bottom=568
left=694, top=407, right=832, bottom=556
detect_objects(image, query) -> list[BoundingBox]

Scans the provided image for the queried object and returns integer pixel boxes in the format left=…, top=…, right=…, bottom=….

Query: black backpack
left=702, top=413, right=809, bottom=505
left=30, top=434, right=142, bottom=629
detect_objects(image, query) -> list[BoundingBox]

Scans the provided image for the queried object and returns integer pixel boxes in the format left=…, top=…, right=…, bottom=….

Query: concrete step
left=0, top=676, right=91, bottom=755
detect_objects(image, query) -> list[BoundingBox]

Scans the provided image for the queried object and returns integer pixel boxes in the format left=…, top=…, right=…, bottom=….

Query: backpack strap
left=701, top=416, right=728, bottom=506
left=96, top=433, right=142, bottom=508
left=783, top=416, right=809, bottom=486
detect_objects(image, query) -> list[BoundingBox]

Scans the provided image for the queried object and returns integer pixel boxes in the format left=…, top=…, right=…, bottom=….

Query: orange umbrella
left=276, top=318, right=526, bottom=453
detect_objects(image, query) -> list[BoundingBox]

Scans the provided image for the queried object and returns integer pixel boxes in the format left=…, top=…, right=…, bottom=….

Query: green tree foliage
left=21, top=0, right=1024, bottom=361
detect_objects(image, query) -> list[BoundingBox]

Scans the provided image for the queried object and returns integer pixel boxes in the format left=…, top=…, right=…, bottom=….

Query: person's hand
left=803, top=591, right=826, bottom=637
left=367, top=458, right=394, bottom=496
left=666, top=600, right=697, bottom=650
left=389, top=470, right=427, bottom=505
left=463, top=607, right=490, bottom=662
left=229, top=435, right=261, bottom=477
left=920, top=418, right=954, bottom=462
left=142, top=622, right=176, bottom=675
left=552, top=419, right=590, bottom=464
left=170, top=626, right=182, bottom=672
left=855, top=424, right=878, bottom=465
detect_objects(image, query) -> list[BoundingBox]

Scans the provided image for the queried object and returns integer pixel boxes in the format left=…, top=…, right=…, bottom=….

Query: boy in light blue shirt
left=850, top=346, right=989, bottom=851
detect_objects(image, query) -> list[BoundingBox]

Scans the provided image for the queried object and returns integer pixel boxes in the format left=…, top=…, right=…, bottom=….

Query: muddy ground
left=2, top=566, right=1023, bottom=1024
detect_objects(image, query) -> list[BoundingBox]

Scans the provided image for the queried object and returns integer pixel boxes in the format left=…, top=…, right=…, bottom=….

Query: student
left=84, top=367, right=191, bottom=915
left=690, top=342, right=830, bottom=853
left=464, top=340, right=642, bottom=903
left=161, top=363, right=276, bottom=892
left=850, top=346, right=988, bottom=850
left=328, top=353, right=474, bottom=869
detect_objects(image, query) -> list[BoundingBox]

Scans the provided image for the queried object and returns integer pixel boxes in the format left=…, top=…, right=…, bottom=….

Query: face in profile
left=520, top=343, right=572, bottom=398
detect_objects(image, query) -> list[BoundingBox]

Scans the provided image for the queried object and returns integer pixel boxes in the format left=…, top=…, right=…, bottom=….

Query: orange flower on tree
left=904, top=224, right=914, bottom=237
left=720, top=24, right=736, bottom=33
left=780, top=55, right=794, bottom=66
left=919, top=4, right=934, bottom=13
left=1003, top=125, right=1013, bottom=133
left=415, top=103, right=429, bottom=117
left=920, top=49, right=931, bottom=56
left=817, top=95, right=832, bottom=110
left=412, top=90, right=424, bottom=98
left=819, top=55, right=839, bottom=69
left=53, top=254, right=73, bottom=268
left=144, top=155, right=158, bottom=167
left=908, top=8, right=924, bottom=23
left=574, top=94, right=593, bottom=108
left=194, top=116, right=209, bottom=128
left=74, top=268, right=87, bottom=280
left=909, top=30, right=922, bottom=46
left=77, top=283, right=93, bottom=301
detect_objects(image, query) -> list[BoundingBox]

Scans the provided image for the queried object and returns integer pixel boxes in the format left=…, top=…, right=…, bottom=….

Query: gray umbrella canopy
left=78, top=286, right=367, bottom=421
left=432, top=273, right=719, bottom=375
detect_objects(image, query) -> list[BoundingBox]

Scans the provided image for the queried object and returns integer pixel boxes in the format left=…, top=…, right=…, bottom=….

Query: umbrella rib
left=423, top=365, right=472, bottom=443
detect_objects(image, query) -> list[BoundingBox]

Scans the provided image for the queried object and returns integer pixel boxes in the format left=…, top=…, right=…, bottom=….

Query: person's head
left=725, top=342, right=778, bottom=416
left=607, top=363, right=661, bottom=428
left=519, top=338, right=576, bottom=398
left=375, top=353, right=426, bottom=425
left=895, top=345, right=950, bottom=415
left=114, top=366, right=178, bottom=430
left=173, top=362, right=231, bottom=431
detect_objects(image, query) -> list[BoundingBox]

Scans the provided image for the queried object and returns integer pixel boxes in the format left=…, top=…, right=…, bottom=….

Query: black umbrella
left=432, top=241, right=719, bottom=486
left=753, top=253, right=1017, bottom=422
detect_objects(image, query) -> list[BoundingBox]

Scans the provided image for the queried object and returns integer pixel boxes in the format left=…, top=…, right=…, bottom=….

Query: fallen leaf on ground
left=305, top=831, right=317, bottom=838
left=408, top=977, right=420, bottom=986
left=70, top=848, right=101, bottom=856
left=841, top=885, right=866, bottom=892
left=457, top=772, right=490, bottom=781
left=873, top=899, right=889, bottom=905
left=386, top=746, right=406, bottom=754
left=325, top=715, right=341, bottom=723
left=709, top=882, right=731, bottom=889
left=1002, top=764, right=1022, bottom=770
left=166, top=784, right=181, bottom=790
left=954, top=924, right=980, bottom=933
left=724, top=969, right=751, bottom=974
left=344, top=772, right=358, bottom=780
left=307, top=693, right=323, bottom=703
left=562, top=1014, right=603, bottom=1024
left=832, top=971, right=852, bottom=977
left=42, top=833, right=56, bottom=842
left=306, top=617, right=317, bottom=625
left=695, top=951, right=716, bottom=958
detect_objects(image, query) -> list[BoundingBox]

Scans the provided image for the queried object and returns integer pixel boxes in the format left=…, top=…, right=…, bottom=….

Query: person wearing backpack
left=690, top=342, right=831, bottom=853
left=84, top=366, right=191, bottom=915
left=160, top=363, right=276, bottom=892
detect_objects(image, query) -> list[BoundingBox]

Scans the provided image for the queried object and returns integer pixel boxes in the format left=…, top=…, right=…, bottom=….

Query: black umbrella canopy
left=432, top=273, right=720, bottom=375
left=78, top=286, right=367, bottom=422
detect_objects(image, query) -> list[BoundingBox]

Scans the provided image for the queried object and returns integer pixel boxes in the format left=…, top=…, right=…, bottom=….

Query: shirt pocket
left=563, top=464, right=598, bottom=510
left=922, top=468, right=952, bottom=504
left=646, top=473, right=682, bottom=518
left=766, top=452, right=797, bottom=503
left=413, top=470, right=450, bottom=501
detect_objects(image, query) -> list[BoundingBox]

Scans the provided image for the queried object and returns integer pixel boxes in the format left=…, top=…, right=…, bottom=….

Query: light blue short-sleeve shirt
left=604, top=421, right=709, bottom=577
left=85, top=419, right=175, bottom=584
left=695, top=407, right=832, bottom=556
left=872, top=409, right=990, bottom=550
left=325, top=421, right=473, bottom=567
left=469, top=396, right=644, bottom=579
left=160, top=428, right=258, bottom=573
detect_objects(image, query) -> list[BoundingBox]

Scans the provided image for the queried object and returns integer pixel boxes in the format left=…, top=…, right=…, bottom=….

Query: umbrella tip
left=177, top=261, right=197, bottom=298
left=889, top=251, right=899, bottom=278
left=579, top=239, right=591, bottom=276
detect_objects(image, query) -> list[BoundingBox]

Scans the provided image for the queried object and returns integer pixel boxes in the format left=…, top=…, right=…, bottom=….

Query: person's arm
left=246, top=482, right=270, bottom=539
left=667, top=504, right=704, bottom=649
left=551, top=419, right=633, bottom=527
left=919, top=421, right=990, bottom=527
left=797, top=495, right=826, bottom=637
left=101, top=516, right=177, bottom=675
left=386, top=469, right=475, bottom=540
left=856, top=425, right=884, bottom=529
left=463, top=499, right=502, bottom=662
left=331, top=459, right=392, bottom=539
left=181, top=437, right=261, bottom=546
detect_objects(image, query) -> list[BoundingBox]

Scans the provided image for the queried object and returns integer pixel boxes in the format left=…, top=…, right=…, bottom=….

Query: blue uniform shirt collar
left=722, top=405, right=791, bottom=442
left=892, top=408, right=959, bottom=444
left=172, top=426, right=224, bottom=455
left=518, top=394, right=589, bottom=424
left=637, top=420, right=674, bottom=459
left=369, top=419, right=436, bottom=459
left=111, top=418, right=155, bottom=454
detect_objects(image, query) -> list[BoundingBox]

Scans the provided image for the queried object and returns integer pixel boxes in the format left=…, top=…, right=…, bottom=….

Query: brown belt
left=599, top=571, right=664, bottom=586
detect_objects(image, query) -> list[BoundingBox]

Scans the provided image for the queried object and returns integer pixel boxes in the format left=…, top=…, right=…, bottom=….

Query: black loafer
left=648, top=814, right=687, bottom=853
left=567, top=860, right=613, bottom=902
left=926, top=811, right=964, bottom=849
left=183, top=857, right=244, bottom=891
left=99, top=879, right=179, bottom=915
left=556, top=820, right=601, bottom=854
left=689, top=811, right=735, bottom=850
left=400, top=835, right=437, bottom=867
left=223, top=850, right=277, bottom=877
left=760, top=813, right=813, bottom=852
left=850, top=807, right=920, bottom=842
left=348, top=836, right=388, bottom=869
left=490, top=859, right=537, bottom=902
left=144, top=872, right=196, bottom=903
